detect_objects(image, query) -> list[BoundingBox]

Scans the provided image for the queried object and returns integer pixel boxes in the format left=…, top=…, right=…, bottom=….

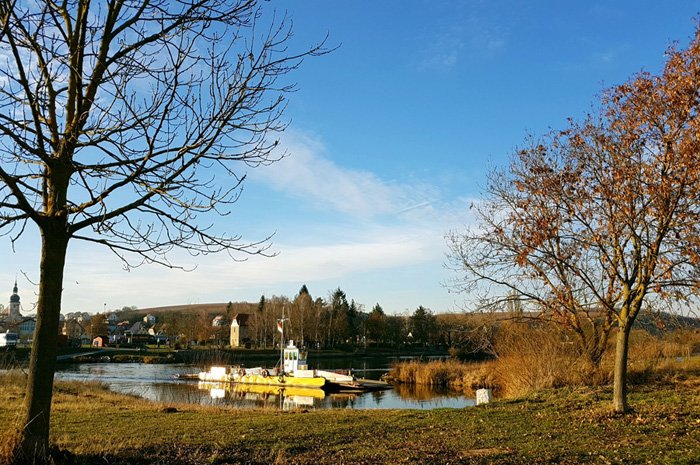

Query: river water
left=54, top=361, right=476, bottom=410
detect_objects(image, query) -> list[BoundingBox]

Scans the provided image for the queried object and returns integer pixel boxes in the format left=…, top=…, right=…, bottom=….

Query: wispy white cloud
left=252, top=131, right=437, bottom=219
left=226, top=234, right=434, bottom=286
left=418, top=27, right=465, bottom=71
left=419, top=27, right=466, bottom=71
left=416, top=7, right=509, bottom=71
left=592, top=44, right=631, bottom=64
left=395, top=200, right=439, bottom=215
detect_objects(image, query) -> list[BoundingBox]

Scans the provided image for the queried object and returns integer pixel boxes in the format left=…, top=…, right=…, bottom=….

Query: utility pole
left=278, top=305, right=289, bottom=371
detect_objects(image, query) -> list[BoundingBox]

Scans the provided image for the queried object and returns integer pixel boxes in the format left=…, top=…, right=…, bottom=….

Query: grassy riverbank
left=1, top=373, right=699, bottom=464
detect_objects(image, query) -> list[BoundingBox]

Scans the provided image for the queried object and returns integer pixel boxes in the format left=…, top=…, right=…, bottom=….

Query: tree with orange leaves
left=447, top=27, right=700, bottom=413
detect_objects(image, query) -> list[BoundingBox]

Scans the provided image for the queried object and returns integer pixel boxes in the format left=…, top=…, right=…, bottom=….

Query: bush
left=491, top=322, right=608, bottom=397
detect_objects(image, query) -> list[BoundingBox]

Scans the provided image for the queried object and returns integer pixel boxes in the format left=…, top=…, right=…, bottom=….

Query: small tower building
left=1, top=280, right=23, bottom=323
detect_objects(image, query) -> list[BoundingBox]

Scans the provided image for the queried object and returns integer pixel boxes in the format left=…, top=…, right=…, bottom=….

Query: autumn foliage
left=447, top=26, right=700, bottom=412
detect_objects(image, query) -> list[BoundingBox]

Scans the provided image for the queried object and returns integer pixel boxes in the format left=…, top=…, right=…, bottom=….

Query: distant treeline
left=103, top=285, right=699, bottom=354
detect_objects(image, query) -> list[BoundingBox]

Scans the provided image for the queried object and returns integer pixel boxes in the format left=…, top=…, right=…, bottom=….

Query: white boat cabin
left=283, top=340, right=315, bottom=378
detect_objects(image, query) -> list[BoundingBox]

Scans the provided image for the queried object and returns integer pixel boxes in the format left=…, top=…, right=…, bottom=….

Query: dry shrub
left=453, top=361, right=499, bottom=392
left=412, top=359, right=463, bottom=386
left=650, top=356, right=700, bottom=385
left=660, top=328, right=699, bottom=357
left=601, top=329, right=700, bottom=385
left=490, top=323, right=597, bottom=397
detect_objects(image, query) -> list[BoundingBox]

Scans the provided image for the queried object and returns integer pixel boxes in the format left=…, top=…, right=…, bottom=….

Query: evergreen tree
left=410, top=306, right=437, bottom=345
left=366, top=303, right=387, bottom=343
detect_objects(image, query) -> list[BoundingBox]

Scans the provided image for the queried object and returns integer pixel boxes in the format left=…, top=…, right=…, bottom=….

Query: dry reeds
left=386, top=358, right=498, bottom=395
left=387, top=358, right=461, bottom=386
left=386, top=323, right=593, bottom=397
left=389, top=323, right=700, bottom=400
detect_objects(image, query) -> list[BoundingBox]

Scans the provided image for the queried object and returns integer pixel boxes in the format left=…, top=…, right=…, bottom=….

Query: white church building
left=0, top=280, right=23, bottom=323
left=0, top=281, right=36, bottom=339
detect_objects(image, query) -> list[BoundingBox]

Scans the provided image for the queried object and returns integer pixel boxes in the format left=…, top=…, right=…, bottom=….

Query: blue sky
left=2, top=1, right=699, bottom=316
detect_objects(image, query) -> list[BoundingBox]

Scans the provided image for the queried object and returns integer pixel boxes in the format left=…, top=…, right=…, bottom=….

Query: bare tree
left=0, top=0, right=328, bottom=461
left=447, top=27, right=700, bottom=413
left=292, top=284, right=313, bottom=347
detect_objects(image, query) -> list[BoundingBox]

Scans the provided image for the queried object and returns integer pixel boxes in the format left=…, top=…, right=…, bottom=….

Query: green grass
left=1, top=372, right=699, bottom=464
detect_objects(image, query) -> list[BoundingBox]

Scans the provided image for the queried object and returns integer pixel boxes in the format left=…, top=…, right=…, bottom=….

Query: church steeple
left=6, top=280, right=21, bottom=322
left=10, top=280, right=19, bottom=304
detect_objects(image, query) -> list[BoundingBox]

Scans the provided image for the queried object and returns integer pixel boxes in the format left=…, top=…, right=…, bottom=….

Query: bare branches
left=0, top=0, right=329, bottom=262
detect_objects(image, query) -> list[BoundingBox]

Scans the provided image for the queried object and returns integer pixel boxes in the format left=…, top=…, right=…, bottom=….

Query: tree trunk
left=586, top=326, right=610, bottom=367
left=17, top=227, right=69, bottom=463
left=612, top=324, right=632, bottom=413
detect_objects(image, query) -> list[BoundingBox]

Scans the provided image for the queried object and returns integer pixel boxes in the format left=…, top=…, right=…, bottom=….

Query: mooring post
left=476, top=388, right=492, bottom=405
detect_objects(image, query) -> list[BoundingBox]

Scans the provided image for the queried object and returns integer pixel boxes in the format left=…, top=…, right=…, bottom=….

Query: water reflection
left=54, top=362, right=475, bottom=410
left=392, top=382, right=470, bottom=402
left=196, top=381, right=324, bottom=410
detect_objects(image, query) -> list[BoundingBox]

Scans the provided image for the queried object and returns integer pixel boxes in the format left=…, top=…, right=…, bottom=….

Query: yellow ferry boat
left=198, top=340, right=328, bottom=389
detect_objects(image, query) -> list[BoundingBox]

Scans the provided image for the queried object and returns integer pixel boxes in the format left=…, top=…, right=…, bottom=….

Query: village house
left=212, top=314, right=227, bottom=327
left=109, top=321, right=131, bottom=344
left=92, top=336, right=108, bottom=347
